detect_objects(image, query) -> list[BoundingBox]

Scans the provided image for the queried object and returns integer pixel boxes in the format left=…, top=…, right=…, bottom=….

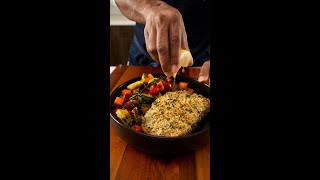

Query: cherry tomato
left=131, top=124, right=143, bottom=132
left=162, top=81, right=172, bottom=90
left=148, top=85, right=160, bottom=95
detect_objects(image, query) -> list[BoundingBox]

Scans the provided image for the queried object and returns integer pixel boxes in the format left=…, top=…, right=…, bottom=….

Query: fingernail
left=171, top=64, right=179, bottom=73
left=198, top=75, right=208, bottom=82
left=164, top=71, right=172, bottom=77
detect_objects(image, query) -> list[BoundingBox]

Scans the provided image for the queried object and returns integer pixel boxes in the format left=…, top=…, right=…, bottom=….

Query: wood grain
left=110, top=66, right=209, bottom=180
left=110, top=65, right=128, bottom=92
left=110, top=120, right=127, bottom=180
left=195, top=142, right=211, bottom=180
left=116, top=146, right=196, bottom=180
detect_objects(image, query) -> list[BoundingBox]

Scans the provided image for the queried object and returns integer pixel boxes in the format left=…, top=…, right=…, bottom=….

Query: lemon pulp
left=172, top=49, right=193, bottom=88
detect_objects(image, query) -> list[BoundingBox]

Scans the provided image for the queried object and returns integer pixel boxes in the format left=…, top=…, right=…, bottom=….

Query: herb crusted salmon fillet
left=141, top=91, right=210, bottom=137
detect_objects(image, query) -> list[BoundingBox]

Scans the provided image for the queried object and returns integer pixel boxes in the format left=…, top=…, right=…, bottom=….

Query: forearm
left=115, top=0, right=161, bottom=24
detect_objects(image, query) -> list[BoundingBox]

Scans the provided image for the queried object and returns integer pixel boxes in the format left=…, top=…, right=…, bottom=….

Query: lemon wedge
left=179, top=49, right=193, bottom=67
left=171, top=49, right=193, bottom=90
left=172, top=49, right=193, bottom=77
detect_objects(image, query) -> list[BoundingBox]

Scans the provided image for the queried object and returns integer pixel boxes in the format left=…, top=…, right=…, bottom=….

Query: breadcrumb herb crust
left=142, top=91, right=210, bottom=137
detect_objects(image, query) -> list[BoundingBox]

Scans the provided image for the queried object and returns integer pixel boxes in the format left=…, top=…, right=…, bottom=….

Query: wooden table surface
left=110, top=66, right=210, bottom=180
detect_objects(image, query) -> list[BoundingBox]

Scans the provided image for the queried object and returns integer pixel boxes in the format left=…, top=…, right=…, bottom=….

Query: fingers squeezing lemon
left=172, top=49, right=193, bottom=78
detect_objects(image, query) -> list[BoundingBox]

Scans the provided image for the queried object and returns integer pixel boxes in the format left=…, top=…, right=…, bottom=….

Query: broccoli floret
left=115, top=109, right=134, bottom=127
left=115, top=109, right=127, bottom=120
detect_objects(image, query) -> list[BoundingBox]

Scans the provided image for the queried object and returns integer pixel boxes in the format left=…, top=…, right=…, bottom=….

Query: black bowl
left=110, top=74, right=211, bottom=154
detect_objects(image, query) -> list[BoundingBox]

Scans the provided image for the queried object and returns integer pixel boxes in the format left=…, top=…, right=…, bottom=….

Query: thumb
left=198, top=60, right=210, bottom=82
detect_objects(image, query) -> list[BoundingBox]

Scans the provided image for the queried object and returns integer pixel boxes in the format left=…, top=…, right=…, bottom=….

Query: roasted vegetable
left=121, top=89, right=132, bottom=100
left=132, top=107, right=142, bottom=124
left=139, top=104, right=151, bottom=114
left=115, top=109, right=127, bottom=120
left=179, top=82, right=188, bottom=90
left=121, top=89, right=131, bottom=96
left=144, top=73, right=154, bottom=84
left=124, top=100, right=137, bottom=111
left=162, top=81, right=172, bottom=90
left=131, top=124, right=143, bottom=132
left=127, top=80, right=144, bottom=90
left=141, top=73, right=146, bottom=82
left=148, top=85, right=160, bottom=95
left=137, top=94, right=155, bottom=104
left=115, top=109, right=134, bottom=126
left=147, top=77, right=159, bottom=84
left=113, top=97, right=124, bottom=108
left=156, top=81, right=165, bottom=91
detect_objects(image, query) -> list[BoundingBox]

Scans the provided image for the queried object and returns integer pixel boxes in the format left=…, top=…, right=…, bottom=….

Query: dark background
left=3, top=0, right=318, bottom=179
left=110, top=26, right=135, bottom=66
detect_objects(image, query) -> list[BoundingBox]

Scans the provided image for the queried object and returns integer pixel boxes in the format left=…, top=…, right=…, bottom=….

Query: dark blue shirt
left=128, top=0, right=210, bottom=67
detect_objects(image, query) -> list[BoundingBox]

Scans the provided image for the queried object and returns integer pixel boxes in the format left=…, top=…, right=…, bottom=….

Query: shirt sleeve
left=110, top=0, right=119, bottom=9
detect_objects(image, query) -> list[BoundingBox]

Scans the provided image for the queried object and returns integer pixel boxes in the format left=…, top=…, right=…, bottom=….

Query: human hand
left=198, top=60, right=210, bottom=85
left=144, top=1, right=192, bottom=77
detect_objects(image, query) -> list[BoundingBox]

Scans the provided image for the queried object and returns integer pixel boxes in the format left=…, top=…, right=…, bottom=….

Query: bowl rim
left=110, top=74, right=211, bottom=140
